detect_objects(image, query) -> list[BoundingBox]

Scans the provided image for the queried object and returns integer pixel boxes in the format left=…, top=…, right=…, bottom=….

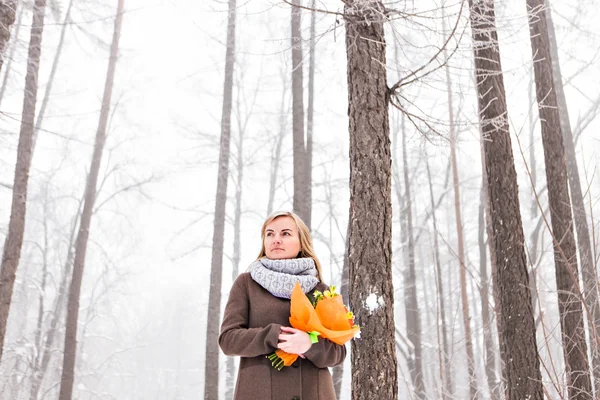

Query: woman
left=219, top=211, right=346, bottom=400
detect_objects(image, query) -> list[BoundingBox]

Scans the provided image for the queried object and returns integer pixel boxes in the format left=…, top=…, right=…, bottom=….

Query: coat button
left=292, top=359, right=300, bottom=368
left=292, top=397, right=300, bottom=400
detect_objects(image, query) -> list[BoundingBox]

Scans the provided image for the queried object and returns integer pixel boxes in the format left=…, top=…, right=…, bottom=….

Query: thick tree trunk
left=546, top=3, right=600, bottom=392
left=401, top=116, right=424, bottom=398
left=291, top=0, right=309, bottom=226
left=425, top=158, right=452, bottom=400
left=345, top=1, right=398, bottom=399
left=0, top=0, right=16, bottom=75
left=58, top=1, right=123, bottom=398
left=0, top=0, right=47, bottom=361
left=526, top=1, right=593, bottom=397
left=204, top=0, right=236, bottom=397
left=448, top=58, right=479, bottom=400
left=468, top=0, right=544, bottom=398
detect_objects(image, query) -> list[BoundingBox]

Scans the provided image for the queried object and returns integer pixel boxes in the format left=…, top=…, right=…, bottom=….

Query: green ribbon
left=308, top=331, right=320, bottom=344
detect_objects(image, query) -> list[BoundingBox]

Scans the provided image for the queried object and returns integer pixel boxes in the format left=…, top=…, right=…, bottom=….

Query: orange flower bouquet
left=267, top=282, right=360, bottom=370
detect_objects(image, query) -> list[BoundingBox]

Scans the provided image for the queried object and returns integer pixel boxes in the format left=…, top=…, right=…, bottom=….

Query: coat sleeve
left=302, top=281, right=347, bottom=368
left=219, top=274, right=282, bottom=357
left=303, top=338, right=347, bottom=368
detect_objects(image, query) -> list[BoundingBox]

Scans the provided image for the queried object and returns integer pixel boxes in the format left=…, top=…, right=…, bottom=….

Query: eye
left=266, top=232, right=273, bottom=237
left=283, top=231, right=291, bottom=236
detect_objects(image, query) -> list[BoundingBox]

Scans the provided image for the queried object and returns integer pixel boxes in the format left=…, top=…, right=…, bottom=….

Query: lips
left=272, top=248, right=284, bottom=251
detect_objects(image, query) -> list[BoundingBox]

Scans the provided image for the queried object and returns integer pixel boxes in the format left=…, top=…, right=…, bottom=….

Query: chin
left=268, top=254, right=291, bottom=260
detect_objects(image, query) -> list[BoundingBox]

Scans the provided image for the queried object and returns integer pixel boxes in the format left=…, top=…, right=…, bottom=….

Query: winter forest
left=0, top=0, right=599, bottom=399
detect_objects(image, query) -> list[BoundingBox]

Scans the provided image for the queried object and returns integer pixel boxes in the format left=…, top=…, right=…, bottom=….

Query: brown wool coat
left=219, top=272, right=346, bottom=400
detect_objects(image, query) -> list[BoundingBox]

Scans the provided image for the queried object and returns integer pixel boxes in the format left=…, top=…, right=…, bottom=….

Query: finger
left=278, top=334, right=289, bottom=342
left=280, top=326, right=297, bottom=333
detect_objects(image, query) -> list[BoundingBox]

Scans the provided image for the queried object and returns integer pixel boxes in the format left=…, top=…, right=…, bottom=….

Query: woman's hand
left=277, top=327, right=312, bottom=355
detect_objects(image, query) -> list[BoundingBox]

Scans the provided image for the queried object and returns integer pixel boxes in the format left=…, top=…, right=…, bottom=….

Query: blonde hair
left=256, top=211, right=324, bottom=282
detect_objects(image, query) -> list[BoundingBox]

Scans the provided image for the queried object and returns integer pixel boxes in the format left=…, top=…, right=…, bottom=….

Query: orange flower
left=267, top=283, right=361, bottom=370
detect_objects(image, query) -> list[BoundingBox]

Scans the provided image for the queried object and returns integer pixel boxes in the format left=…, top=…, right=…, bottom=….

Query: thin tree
left=526, top=1, right=593, bottom=397
left=425, top=156, right=453, bottom=399
left=332, top=220, right=350, bottom=399
left=0, top=0, right=47, bottom=362
left=291, top=0, right=310, bottom=226
left=547, top=2, right=600, bottom=391
left=203, top=0, right=236, bottom=397
left=225, top=63, right=249, bottom=400
left=344, top=1, right=398, bottom=398
left=30, top=200, right=82, bottom=400
left=447, top=51, right=479, bottom=400
left=389, top=32, right=424, bottom=397
left=0, top=0, right=16, bottom=75
left=58, top=0, right=124, bottom=398
left=267, top=62, right=288, bottom=215
left=400, top=115, right=424, bottom=398
left=467, top=0, right=543, bottom=397
left=305, top=0, right=316, bottom=228
left=33, top=0, right=75, bottom=149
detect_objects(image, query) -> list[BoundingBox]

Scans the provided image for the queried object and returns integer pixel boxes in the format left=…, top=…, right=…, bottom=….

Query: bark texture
left=526, top=1, right=592, bottom=397
left=0, top=0, right=47, bottom=361
left=345, top=1, right=398, bottom=399
left=204, top=0, right=236, bottom=397
left=468, top=0, right=544, bottom=398
left=547, top=3, right=600, bottom=393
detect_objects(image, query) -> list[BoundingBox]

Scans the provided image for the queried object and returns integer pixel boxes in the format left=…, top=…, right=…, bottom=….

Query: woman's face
left=264, top=216, right=302, bottom=260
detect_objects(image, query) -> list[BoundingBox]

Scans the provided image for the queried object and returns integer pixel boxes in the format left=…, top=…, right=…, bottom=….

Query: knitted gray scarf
left=250, top=257, right=319, bottom=299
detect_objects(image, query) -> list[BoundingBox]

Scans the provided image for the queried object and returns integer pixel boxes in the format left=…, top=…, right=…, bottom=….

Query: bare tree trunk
left=267, top=67, right=288, bottom=215
left=467, top=0, right=544, bottom=398
left=425, top=157, right=452, bottom=400
left=528, top=69, right=538, bottom=219
left=58, top=1, right=124, bottom=398
left=305, top=0, right=316, bottom=229
left=526, top=1, right=593, bottom=397
left=30, top=204, right=81, bottom=400
left=291, top=0, right=309, bottom=226
left=204, top=0, right=236, bottom=397
left=401, top=115, right=424, bottom=398
left=345, top=1, right=398, bottom=398
left=32, top=191, right=52, bottom=384
left=0, top=0, right=47, bottom=362
left=447, top=54, right=479, bottom=400
left=225, top=76, right=245, bottom=400
left=0, top=0, right=16, bottom=75
left=0, top=0, right=21, bottom=106
left=332, top=220, right=350, bottom=399
left=33, top=0, right=75, bottom=149
left=546, top=3, right=600, bottom=392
